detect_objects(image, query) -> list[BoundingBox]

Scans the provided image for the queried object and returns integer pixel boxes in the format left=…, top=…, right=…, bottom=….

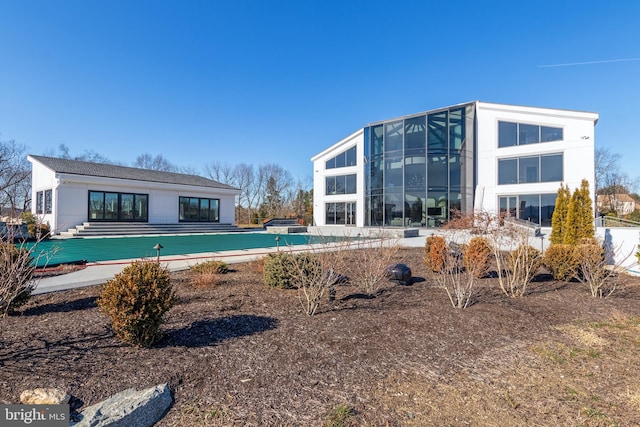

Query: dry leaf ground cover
left=1, top=246, right=640, bottom=426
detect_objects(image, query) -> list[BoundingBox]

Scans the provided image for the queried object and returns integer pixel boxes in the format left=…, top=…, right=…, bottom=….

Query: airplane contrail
left=538, top=57, right=640, bottom=68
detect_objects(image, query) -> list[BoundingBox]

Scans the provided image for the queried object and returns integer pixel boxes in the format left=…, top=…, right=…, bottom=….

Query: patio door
left=346, top=202, right=356, bottom=226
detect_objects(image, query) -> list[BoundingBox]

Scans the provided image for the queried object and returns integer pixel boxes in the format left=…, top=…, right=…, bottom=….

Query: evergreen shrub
left=463, top=237, right=492, bottom=278
left=263, top=252, right=297, bottom=289
left=190, top=260, right=229, bottom=274
left=97, top=261, right=176, bottom=347
left=424, top=235, right=447, bottom=272
left=543, top=244, right=579, bottom=281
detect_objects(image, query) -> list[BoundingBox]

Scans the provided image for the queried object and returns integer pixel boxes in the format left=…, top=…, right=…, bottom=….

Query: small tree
left=564, top=179, right=595, bottom=245
left=550, top=184, right=571, bottom=245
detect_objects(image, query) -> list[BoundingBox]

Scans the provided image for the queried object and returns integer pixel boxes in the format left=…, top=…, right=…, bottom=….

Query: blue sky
left=1, top=1, right=639, bottom=188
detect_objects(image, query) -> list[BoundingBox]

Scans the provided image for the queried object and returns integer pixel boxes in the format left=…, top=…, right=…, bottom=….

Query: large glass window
left=449, top=109, right=464, bottom=151
left=364, top=104, right=473, bottom=227
left=385, top=120, right=403, bottom=153
left=405, top=115, right=426, bottom=151
left=104, top=193, right=119, bottom=220
left=498, top=121, right=517, bottom=147
left=428, top=154, right=448, bottom=187
left=498, top=121, right=563, bottom=147
left=120, top=193, right=134, bottom=220
left=325, top=146, right=357, bottom=170
left=36, top=191, right=44, bottom=214
left=326, top=202, right=356, bottom=225
left=179, top=196, right=220, bottom=222
left=44, top=190, right=52, bottom=214
left=372, top=125, right=384, bottom=156
left=325, top=174, right=357, bottom=195
left=519, top=156, right=539, bottom=183
left=346, top=174, right=357, bottom=194
left=499, top=193, right=557, bottom=226
left=519, top=124, right=539, bottom=145
left=541, top=126, right=563, bottom=142
left=498, top=153, right=563, bottom=185
left=428, top=111, right=448, bottom=150
left=88, top=191, right=148, bottom=222
left=519, top=194, right=540, bottom=224
left=540, top=154, right=563, bottom=182
left=498, top=159, right=517, bottom=185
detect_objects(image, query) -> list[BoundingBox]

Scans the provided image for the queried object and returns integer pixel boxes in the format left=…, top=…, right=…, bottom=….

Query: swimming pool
left=24, top=233, right=332, bottom=267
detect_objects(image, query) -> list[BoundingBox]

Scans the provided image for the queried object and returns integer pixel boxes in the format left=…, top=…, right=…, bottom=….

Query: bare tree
left=595, top=146, right=639, bottom=215
left=204, top=161, right=237, bottom=184
left=133, top=153, right=178, bottom=172
left=0, top=138, right=31, bottom=217
left=258, top=163, right=293, bottom=218
left=594, top=146, right=621, bottom=196
left=55, top=143, right=114, bottom=164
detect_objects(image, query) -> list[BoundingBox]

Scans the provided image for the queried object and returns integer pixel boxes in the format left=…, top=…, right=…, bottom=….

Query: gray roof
left=28, top=155, right=239, bottom=191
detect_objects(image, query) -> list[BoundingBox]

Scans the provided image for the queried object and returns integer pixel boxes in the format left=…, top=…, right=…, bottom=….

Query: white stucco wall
left=30, top=160, right=59, bottom=229
left=595, top=226, right=640, bottom=272
left=475, top=102, right=598, bottom=214
left=312, top=129, right=364, bottom=227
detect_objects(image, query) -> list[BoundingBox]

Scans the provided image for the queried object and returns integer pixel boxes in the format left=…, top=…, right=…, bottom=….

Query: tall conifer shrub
left=564, top=179, right=595, bottom=245
left=550, top=184, right=571, bottom=244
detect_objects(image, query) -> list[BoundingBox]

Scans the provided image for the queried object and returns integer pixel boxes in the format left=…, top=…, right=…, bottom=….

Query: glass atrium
left=363, top=103, right=476, bottom=227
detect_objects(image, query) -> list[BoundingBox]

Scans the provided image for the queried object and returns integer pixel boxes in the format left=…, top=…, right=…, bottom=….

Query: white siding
left=28, top=157, right=239, bottom=233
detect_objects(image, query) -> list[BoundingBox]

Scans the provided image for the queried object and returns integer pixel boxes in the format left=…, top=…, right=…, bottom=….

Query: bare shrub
left=429, top=233, right=481, bottom=309
left=575, top=243, right=618, bottom=298
left=190, top=271, right=220, bottom=289
left=288, top=236, right=353, bottom=316
left=0, top=229, right=56, bottom=316
left=350, top=236, right=400, bottom=296
left=487, top=219, right=542, bottom=297
left=0, top=242, right=35, bottom=315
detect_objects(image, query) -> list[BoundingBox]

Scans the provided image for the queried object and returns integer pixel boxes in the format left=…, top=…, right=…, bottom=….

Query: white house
left=311, top=101, right=598, bottom=228
left=28, top=155, right=240, bottom=234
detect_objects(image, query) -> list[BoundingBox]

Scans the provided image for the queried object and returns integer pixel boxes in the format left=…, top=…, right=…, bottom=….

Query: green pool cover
left=23, top=233, right=335, bottom=267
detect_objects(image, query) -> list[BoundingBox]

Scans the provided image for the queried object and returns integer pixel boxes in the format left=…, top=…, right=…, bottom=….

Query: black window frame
left=178, top=196, right=220, bottom=223
left=88, top=190, right=149, bottom=222
left=498, top=120, right=563, bottom=147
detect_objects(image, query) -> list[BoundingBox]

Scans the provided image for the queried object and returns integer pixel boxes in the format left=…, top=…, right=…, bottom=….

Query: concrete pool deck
left=33, top=231, right=430, bottom=294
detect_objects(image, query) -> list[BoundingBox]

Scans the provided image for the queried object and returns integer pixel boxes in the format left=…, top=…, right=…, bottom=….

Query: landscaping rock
left=385, top=263, right=412, bottom=285
left=20, top=388, right=70, bottom=405
left=71, top=383, right=172, bottom=427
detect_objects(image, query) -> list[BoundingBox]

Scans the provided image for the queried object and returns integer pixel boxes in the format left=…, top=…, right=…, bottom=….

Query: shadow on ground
left=161, top=314, right=279, bottom=348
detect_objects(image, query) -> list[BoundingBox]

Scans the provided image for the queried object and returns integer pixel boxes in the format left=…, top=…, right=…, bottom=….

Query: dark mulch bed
left=2, top=247, right=640, bottom=426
